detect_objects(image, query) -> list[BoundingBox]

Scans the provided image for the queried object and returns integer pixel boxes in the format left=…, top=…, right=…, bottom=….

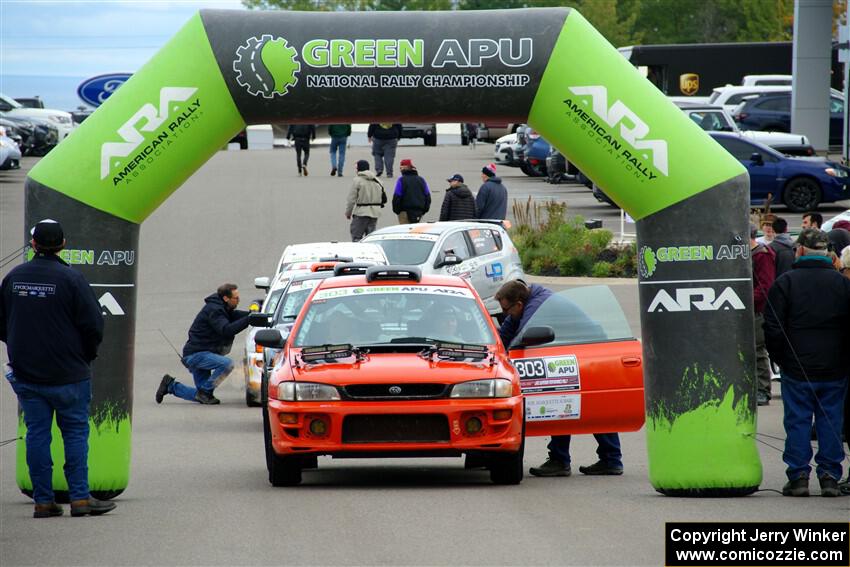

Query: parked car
left=0, top=93, right=75, bottom=140
left=740, top=74, right=792, bottom=87
left=823, top=209, right=850, bottom=231
left=401, top=123, right=437, bottom=146
left=0, top=119, right=24, bottom=149
left=707, top=85, right=843, bottom=114
left=493, top=133, right=522, bottom=167
left=0, top=113, right=58, bottom=156
left=478, top=123, right=520, bottom=142
left=362, top=221, right=525, bottom=315
left=0, top=130, right=22, bottom=170
left=514, top=125, right=550, bottom=177
left=709, top=132, right=850, bottom=212
left=675, top=101, right=814, bottom=156
left=13, top=96, right=45, bottom=109
left=732, top=92, right=844, bottom=146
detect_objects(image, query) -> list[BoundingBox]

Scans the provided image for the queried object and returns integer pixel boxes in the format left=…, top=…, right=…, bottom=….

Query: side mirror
left=435, top=254, right=462, bottom=269
left=255, top=329, right=285, bottom=349
left=249, top=312, right=271, bottom=327
left=511, top=326, right=555, bottom=349
left=749, top=152, right=764, bottom=166
left=254, top=276, right=270, bottom=290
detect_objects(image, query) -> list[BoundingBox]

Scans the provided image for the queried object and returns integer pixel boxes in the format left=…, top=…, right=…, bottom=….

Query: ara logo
left=234, top=35, right=301, bottom=98
left=98, top=292, right=125, bottom=316
left=100, top=87, right=198, bottom=180
left=567, top=85, right=668, bottom=176
left=647, top=287, right=745, bottom=313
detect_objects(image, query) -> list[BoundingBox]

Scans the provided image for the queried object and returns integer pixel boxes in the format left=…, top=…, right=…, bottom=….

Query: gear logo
left=639, top=246, right=657, bottom=278
left=233, top=35, right=301, bottom=98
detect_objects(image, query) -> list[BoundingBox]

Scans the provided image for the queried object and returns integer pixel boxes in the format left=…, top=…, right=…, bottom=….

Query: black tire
left=263, top=407, right=303, bottom=486
left=489, top=410, right=525, bottom=485
left=246, top=387, right=261, bottom=407
left=461, top=134, right=469, bottom=146
left=783, top=177, right=822, bottom=213
left=520, top=162, right=545, bottom=178
left=424, top=132, right=437, bottom=146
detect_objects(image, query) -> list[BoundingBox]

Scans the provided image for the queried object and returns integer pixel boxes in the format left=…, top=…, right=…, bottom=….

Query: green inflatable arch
left=20, top=7, right=759, bottom=497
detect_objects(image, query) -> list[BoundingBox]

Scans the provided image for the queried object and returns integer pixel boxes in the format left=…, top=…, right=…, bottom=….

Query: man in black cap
left=764, top=228, right=850, bottom=498
left=1, top=219, right=115, bottom=518
left=439, top=174, right=477, bottom=221
left=346, top=159, right=385, bottom=241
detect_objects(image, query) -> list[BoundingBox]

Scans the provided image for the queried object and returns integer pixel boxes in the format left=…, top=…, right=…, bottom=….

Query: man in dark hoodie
left=439, top=173, right=477, bottom=221
left=286, top=124, right=316, bottom=176
left=476, top=163, right=508, bottom=220
left=495, top=280, right=623, bottom=478
left=769, top=216, right=795, bottom=277
left=157, top=284, right=250, bottom=405
left=392, top=158, right=431, bottom=224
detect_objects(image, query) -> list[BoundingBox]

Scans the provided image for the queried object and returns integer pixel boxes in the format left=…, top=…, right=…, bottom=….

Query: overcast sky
left=1, top=0, right=245, bottom=78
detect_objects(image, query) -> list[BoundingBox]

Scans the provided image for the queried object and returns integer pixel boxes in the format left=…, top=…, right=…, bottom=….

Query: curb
left=524, top=275, right=637, bottom=286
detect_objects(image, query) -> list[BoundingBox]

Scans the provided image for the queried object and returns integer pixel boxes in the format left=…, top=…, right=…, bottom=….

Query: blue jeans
left=7, top=373, right=91, bottom=503
left=329, top=136, right=347, bottom=172
left=547, top=433, right=622, bottom=468
left=170, top=351, right=234, bottom=402
left=781, top=373, right=847, bottom=481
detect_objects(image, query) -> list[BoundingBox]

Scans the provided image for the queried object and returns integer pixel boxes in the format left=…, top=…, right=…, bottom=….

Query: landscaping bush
left=510, top=198, right=637, bottom=278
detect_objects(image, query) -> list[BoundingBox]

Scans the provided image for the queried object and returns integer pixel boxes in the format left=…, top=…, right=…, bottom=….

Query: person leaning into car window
left=1, top=219, right=115, bottom=518
left=156, top=284, right=250, bottom=405
left=495, top=280, right=624, bottom=479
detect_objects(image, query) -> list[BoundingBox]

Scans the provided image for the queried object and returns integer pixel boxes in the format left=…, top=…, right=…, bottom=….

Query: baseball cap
left=30, top=219, right=64, bottom=248
left=400, top=158, right=414, bottom=168
left=796, top=228, right=829, bottom=250
left=446, top=173, right=464, bottom=183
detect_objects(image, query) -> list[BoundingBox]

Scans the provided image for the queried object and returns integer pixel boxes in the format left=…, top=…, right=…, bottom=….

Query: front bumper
left=267, top=396, right=523, bottom=456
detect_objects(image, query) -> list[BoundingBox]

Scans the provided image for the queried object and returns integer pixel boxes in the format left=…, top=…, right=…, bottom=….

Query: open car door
left=508, top=286, right=645, bottom=437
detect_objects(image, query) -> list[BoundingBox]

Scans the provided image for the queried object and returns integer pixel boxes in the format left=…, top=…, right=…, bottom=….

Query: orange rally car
left=254, top=265, right=644, bottom=486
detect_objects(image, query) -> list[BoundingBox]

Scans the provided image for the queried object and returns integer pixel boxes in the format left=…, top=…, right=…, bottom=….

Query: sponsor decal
left=514, top=355, right=580, bottom=393
left=233, top=35, right=533, bottom=98
left=679, top=73, right=699, bottom=96
left=12, top=282, right=55, bottom=298
left=100, top=87, right=203, bottom=186
left=98, top=292, right=126, bottom=316
left=77, top=73, right=132, bottom=108
left=638, top=244, right=748, bottom=278
left=563, top=85, right=668, bottom=181
left=484, top=262, right=504, bottom=281
left=647, top=287, right=746, bottom=312
left=26, top=248, right=136, bottom=266
left=312, top=285, right=474, bottom=301
left=525, top=394, right=580, bottom=421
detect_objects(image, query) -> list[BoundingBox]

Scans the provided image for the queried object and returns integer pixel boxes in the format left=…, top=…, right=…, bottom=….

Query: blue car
left=732, top=93, right=844, bottom=147
left=710, top=132, right=850, bottom=212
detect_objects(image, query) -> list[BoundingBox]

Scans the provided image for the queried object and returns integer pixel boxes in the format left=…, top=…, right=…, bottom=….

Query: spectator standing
left=465, top=123, right=478, bottom=149
left=494, top=280, right=624, bottom=478
left=827, top=223, right=850, bottom=260
left=367, top=123, right=402, bottom=178
left=157, top=284, right=250, bottom=405
left=769, top=216, right=795, bottom=277
left=286, top=124, right=316, bottom=176
left=476, top=163, right=508, bottom=220
left=1, top=219, right=115, bottom=518
left=764, top=229, right=850, bottom=497
left=756, top=214, right=776, bottom=245
left=750, top=224, right=776, bottom=406
left=346, top=159, right=385, bottom=241
left=328, top=124, right=351, bottom=177
left=439, top=173, right=477, bottom=221
left=392, top=158, right=431, bottom=224
left=801, top=212, right=823, bottom=230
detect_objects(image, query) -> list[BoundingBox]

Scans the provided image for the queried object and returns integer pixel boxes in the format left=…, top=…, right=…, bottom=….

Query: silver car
left=362, top=221, right=525, bottom=315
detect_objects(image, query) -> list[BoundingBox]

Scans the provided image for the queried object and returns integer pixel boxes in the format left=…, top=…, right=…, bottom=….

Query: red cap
left=400, top=158, right=414, bottom=168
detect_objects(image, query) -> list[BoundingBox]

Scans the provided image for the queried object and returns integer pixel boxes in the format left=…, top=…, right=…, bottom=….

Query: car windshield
left=273, top=279, right=324, bottom=324
left=293, top=286, right=495, bottom=347
left=0, top=94, right=22, bottom=109
left=368, top=238, right=435, bottom=265
left=262, top=289, right=285, bottom=314
left=514, top=286, right=634, bottom=348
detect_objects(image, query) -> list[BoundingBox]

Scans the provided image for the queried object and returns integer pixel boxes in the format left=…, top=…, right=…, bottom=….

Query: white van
left=741, top=74, right=792, bottom=87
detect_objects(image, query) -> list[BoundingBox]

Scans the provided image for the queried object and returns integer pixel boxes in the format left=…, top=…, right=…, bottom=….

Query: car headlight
left=450, top=379, right=512, bottom=398
left=825, top=167, right=848, bottom=178
left=277, top=382, right=340, bottom=401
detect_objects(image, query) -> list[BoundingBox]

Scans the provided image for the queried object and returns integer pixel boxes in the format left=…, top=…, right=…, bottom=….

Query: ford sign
left=77, top=73, right=132, bottom=107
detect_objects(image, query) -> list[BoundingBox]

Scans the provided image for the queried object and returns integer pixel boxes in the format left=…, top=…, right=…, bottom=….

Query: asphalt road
left=0, top=145, right=848, bottom=567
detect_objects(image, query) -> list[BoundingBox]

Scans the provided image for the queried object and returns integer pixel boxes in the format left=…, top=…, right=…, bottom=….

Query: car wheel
left=245, top=387, right=261, bottom=407
left=519, top=162, right=545, bottom=177
left=489, top=409, right=525, bottom=485
left=424, top=132, right=437, bottom=146
left=263, top=407, right=303, bottom=486
left=783, top=178, right=822, bottom=213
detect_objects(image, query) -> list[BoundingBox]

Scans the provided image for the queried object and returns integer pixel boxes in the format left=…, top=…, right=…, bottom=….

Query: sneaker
left=71, top=497, right=116, bottom=517
left=156, top=374, right=175, bottom=404
left=782, top=477, right=810, bottom=497
left=579, top=460, right=624, bottom=475
left=302, top=165, right=309, bottom=177
left=330, top=167, right=337, bottom=176
left=33, top=502, right=63, bottom=518
left=756, top=391, right=770, bottom=406
left=819, top=476, right=841, bottom=497
left=337, top=170, right=344, bottom=177
left=195, top=390, right=220, bottom=405
left=529, top=458, right=571, bottom=477
left=298, top=167, right=302, bottom=177
left=386, top=172, right=392, bottom=178
left=838, top=478, right=850, bottom=495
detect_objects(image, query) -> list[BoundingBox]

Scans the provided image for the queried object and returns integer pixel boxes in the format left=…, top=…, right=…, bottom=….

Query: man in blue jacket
left=495, top=280, right=624, bottom=478
left=1, top=219, right=114, bottom=518
left=157, top=284, right=250, bottom=405
left=475, top=163, right=508, bottom=220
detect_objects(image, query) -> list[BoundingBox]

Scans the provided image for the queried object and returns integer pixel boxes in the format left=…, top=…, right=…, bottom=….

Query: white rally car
left=362, top=221, right=525, bottom=315
left=254, top=241, right=388, bottom=290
